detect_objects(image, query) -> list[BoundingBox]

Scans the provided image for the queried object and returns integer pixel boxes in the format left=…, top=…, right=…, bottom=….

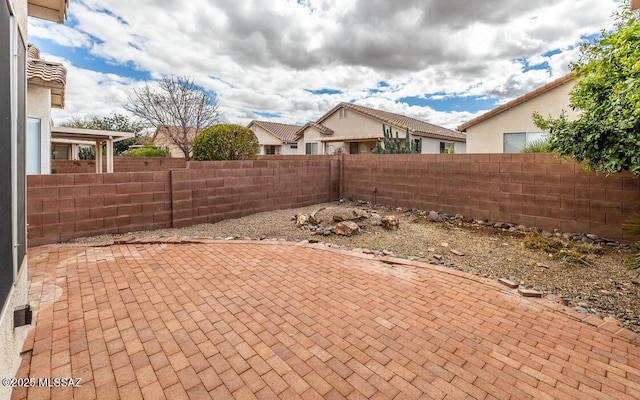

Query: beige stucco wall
left=421, top=138, right=467, bottom=154
left=465, top=80, right=577, bottom=153
left=27, top=85, right=52, bottom=174
left=251, top=126, right=282, bottom=155
left=299, top=107, right=466, bottom=154
left=152, top=133, right=183, bottom=158
left=11, top=0, right=28, bottom=39
left=322, top=109, right=395, bottom=140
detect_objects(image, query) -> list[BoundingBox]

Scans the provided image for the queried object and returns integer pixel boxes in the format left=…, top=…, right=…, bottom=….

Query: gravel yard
left=70, top=200, right=640, bottom=333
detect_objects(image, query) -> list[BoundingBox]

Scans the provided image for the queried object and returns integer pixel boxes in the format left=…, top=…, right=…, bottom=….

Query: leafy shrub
left=192, top=124, right=259, bottom=161
left=78, top=146, right=95, bottom=160
left=520, top=138, right=552, bottom=153
left=127, top=147, right=171, bottom=157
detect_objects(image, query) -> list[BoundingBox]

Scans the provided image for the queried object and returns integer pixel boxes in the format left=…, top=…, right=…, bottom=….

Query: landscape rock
left=333, top=221, right=360, bottom=236
left=450, top=249, right=465, bottom=256
left=309, top=214, right=322, bottom=225
left=333, top=210, right=354, bottom=222
left=369, top=213, right=383, bottom=226
left=381, top=216, right=400, bottom=230
left=354, top=209, right=370, bottom=219
left=296, top=214, right=308, bottom=227
left=428, top=211, right=442, bottom=222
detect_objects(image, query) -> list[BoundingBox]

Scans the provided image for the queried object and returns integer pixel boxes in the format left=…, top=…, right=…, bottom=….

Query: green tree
left=192, top=124, right=258, bottom=161
left=63, top=113, right=147, bottom=156
left=533, top=3, right=640, bottom=175
left=534, top=2, right=640, bottom=269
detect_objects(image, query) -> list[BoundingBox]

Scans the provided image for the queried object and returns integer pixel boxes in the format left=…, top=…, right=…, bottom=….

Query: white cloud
left=33, top=0, right=620, bottom=129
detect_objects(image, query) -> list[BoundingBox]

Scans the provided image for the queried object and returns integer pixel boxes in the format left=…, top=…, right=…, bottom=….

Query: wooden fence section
left=342, top=153, right=640, bottom=240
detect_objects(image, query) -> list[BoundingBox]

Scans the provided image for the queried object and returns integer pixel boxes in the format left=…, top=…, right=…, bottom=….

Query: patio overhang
left=51, top=126, right=134, bottom=173
left=28, top=0, right=68, bottom=23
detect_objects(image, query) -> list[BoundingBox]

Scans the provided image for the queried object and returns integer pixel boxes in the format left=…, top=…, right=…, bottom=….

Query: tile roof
left=248, top=120, right=301, bottom=143
left=26, top=44, right=67, bottom=109
left=321, top=102, right=466, bottom=141
left=457, top=73, right=575, bottom=132
left=294, top=121, right=334, bottom=140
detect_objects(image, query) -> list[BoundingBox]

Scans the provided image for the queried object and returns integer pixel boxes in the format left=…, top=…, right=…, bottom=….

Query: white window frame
left=503, top=131, right=547, bottom=153
left=305, top=142, right=318, bottom=155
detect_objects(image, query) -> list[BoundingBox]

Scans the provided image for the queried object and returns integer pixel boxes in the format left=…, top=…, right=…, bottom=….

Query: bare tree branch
left=126, top=75, right=221, bottom=160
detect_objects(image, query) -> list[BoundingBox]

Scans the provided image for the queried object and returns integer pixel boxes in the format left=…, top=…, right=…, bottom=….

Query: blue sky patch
left=305, top=88, right=343, bottom=95
left=255, top=111, right=282, bottom=119
left=399, top=94, right=499, bottom=113
left=29, top=37, right=152, bottom=81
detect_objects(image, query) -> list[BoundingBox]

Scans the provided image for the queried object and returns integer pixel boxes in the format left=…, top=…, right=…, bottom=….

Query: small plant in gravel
left=624, top=213, right=640, bottom=270
left=522, top=232, right=601, bottom=266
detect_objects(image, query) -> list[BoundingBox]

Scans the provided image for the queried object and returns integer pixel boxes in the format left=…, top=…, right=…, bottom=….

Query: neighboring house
left=458, top=74, right=577, bottom=153
left=295, top=102, right=466, bottom=155
left=26, top=44, right=133, bottom=174
left=26, top=43, right=66, bottom=174
left=247, top=120, right=301, bottom=155
left=151, top=125, right=198, bottom=159
left=1, top=0, right=68, bottom=396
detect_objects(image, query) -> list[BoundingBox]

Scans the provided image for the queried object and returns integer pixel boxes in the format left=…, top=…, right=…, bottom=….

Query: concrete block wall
left=27, top=171, right=173, bottom=246
left=28, top=157, right=340, bottom=245
left=50, top=157, right=187, bottom=174
left=342, top=153, right=640, bottom=240
left=174, top=157, right=340, bottom=228
left=27, top=154, right=640, bottom=245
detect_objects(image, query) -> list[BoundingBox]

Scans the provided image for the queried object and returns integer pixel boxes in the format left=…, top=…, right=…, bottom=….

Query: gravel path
left=70, top=200, right=640, bottom=333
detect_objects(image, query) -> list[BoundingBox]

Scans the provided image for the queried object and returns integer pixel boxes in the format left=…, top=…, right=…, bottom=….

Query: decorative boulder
left=333, top=221, right=360, bottom=236
left=381, top=216, right=400, bottom=230
left=333, top=210, right=354, bottom=222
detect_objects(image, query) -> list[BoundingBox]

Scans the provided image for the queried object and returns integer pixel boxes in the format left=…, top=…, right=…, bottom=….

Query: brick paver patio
left=11, top=240, right=640, bottom=399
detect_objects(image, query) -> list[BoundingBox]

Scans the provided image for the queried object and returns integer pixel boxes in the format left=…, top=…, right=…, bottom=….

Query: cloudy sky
left=28, top=0, right=620, bottom=130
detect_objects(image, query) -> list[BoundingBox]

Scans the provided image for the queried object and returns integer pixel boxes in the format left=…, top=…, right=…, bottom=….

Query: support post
left=95, top=140, right=102, bottom=173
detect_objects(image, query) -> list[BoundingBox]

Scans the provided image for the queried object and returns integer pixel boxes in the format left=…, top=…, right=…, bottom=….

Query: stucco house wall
left=297, top=104, right=466, bottom=155
left=462, top=76, right=577, bottom=153
left=26, top=85, right=52, bottom=174
left=421, top=137, right=466, bottom=154
left=252, top=125, right=282, bottom=155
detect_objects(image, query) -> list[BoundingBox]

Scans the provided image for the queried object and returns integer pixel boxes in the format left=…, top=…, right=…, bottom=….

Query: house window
left=27, top=118, right=41, bottom=175
left=503, top=132, right=546, bottom=153
left=264, top=145, right=276, bottom=155
left=439, top=142, right=455, bottom=154
left=349, top=142, right=359, bottom=154
left=305, top=142, right=318, bottom=155
left=290, top=144, right=298, bottom=149
left=339, top=109, right=348, bottom=119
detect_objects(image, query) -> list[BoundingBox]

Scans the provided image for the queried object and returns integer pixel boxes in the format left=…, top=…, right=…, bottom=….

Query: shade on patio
left=51, top=126, right=134, bottom=173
